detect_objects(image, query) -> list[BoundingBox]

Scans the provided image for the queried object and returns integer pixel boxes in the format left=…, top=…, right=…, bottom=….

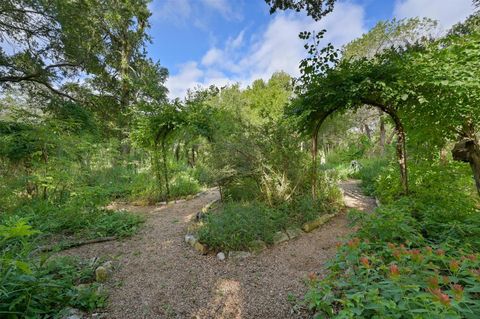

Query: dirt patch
left=63, top=181, right=373, bottom=318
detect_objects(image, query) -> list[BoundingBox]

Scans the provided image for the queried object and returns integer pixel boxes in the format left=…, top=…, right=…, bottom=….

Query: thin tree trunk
left=161, top=140, right=170, bottom=202
left=364, top=124, right=372, bottom=140
left=379, top=114, right=386, bottom=155
left=387, top=111, right=409, bottom=195
left=364, top=100, right=409, bottom=195
left=151, top=148, right=163, bottom=195
left=469, top=151, right=480, bottom=196
left=311, top=130, right=318, bottom=199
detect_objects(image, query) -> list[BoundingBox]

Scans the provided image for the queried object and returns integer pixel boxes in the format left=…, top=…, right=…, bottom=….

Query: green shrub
left=6, top=200, right=144, bottom=243
left=305, top=240, right=480, bottom=318
left=169, top=172, right=201, bottom=198
left=352, top=157, right=389, bottom=196
left=198, top=201, right=287, bottom=251
left=222, top=177, right=259, bottom=202
left=0, top=219, right=106, bottom=318
left=198, top=173, right=343, bottom=251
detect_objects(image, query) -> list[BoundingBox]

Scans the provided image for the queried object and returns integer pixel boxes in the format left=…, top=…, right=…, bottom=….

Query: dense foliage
left=1, top=0, right=480, bottom=317
left=299, top=12, right=480, bottom=318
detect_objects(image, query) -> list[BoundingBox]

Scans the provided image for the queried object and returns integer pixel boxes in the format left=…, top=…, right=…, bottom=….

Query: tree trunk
left=396, top=125, right=409, bottom=195
left=469, top=152, right=480, bottom=196
left=175, top=143, right=180, bottom=162
left=364, top=124, right=372, bottom=140
left=379, top=114, right=386, bottom=155
left=452, top=135, right=480, bottom=196
left=151, top=148, right=163, bottom=195
left=311, top=130, right=318, bottom=199
left=161, top=140, right=170, bottom=202
left=371, top=103, right=408, bottom=194
left=385, top=111, right=408, bottom=195
left=439, top=147, right=448, bottom=165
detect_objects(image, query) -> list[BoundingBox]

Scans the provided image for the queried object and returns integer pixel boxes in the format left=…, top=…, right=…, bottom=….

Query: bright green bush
left=352, top=157, right=389, bottom=196
left=169, top=172, right=201, bottom=198
left=7, top=198, right=144, bottom=243
left=0, top=219, right=106, bottom=318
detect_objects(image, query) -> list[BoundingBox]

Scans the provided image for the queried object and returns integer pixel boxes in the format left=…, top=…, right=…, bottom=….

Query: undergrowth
left=303, top=160, right=480, bottom=318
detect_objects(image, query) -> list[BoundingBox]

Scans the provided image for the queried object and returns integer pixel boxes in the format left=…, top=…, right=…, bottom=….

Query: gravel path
left=64, top=181, right=375, bottom=319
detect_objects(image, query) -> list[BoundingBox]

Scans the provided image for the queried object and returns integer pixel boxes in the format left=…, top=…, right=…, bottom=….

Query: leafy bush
left=222, top=177, right=259, bottom=202
left=305, top=159, right=480, bottom=318
left=170, top=172, right=201, bottom=198
left=198, top=201, right=287, bottom=251
left=198, top=173, right=343, bottom=251
left=352, top=157, right=389, bottom=196
left=0, top=219, right=106, bottom=318
left=305, top=239, right=480, bottom=318
left=7, top=199, right=144, bottom=243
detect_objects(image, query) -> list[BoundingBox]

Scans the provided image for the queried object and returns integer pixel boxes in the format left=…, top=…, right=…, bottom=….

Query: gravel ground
left=63, top=181, right=375, bottom=319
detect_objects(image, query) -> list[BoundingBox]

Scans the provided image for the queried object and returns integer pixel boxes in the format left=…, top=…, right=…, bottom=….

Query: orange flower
left=393, top=249, right=402, bottom=260
left=436, top=249, right=445, bottom=256
left=347, top=238, right=361, bottom=249
left=442, top=276, right=450, bottom=285
left=359, top=256, right=370, bottom=268
left=389, top=264, right=400, bottom=278
left=387, top=242, right=396, bottom=249
left=449, top=260, right=460, bottom=273
left=409, top=249, right=423, bottom=263
left=427, top=276, right=439, bottom=289
left=471, top=268, right=480, bottom=281
left=308, top=272, right=318, bottom=281
left=452, top=284, right=464, bottom=301
left=467, top=254, right=477, bottom=261
left=429, top=288, right=450, bottom=306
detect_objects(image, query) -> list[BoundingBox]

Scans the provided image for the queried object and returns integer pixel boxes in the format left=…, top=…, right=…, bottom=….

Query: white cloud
left=166, top=62, right=203, bottom=98
left=394, top=0, right=474, bottom=30
left=149, top=0, right=192, bottom=26
left=201, top=48, right=224, bottom=66
left=166, top=1, right=366, bottom=98
left=201, top=0, right=243, bottom=21
left=150, top=0, right=241, bottom=26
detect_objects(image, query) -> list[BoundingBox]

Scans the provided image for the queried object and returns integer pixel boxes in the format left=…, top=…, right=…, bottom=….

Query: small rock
left=286, top=227, right=303, bottom=239
left=249, top=240, right=267, bottom=253
left=95, top=266, right=108, bottom=283
left=185, top=234, right=196, bottom=246
left=228, top=251, right=251, bottom=259
left=102, top=260, right=113, bottom=271
left=61, top=307, right=84, bottom=319
left=272, top=231, right=289, bottom=245
left=217, top=252, right=226, bottom=261
left=194, top=241, right=208, bottom=255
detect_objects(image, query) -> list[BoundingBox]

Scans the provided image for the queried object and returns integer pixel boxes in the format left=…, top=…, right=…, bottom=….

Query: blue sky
left=146, top=0, right=475, bottom=98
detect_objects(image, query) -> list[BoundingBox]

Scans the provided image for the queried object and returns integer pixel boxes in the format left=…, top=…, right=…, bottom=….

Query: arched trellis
left=310, top=100, right=409, bottom=198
